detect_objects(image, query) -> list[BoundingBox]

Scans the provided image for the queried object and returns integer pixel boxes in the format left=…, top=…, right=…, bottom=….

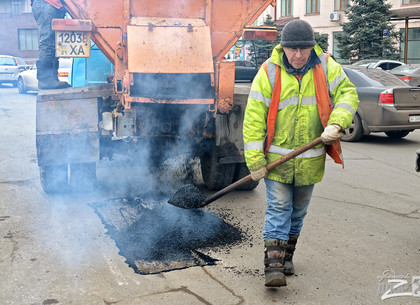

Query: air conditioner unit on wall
left=329, top=12, right=341, bottom=21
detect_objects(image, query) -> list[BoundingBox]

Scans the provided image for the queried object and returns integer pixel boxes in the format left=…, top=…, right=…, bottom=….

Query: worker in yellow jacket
left=243, top=19, right=359, bottom=287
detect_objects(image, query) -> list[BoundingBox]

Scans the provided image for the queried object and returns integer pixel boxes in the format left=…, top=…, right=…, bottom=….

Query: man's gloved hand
left=321, top=124, right=343, bottom=145
left=250, top=167, right=268, bottom=181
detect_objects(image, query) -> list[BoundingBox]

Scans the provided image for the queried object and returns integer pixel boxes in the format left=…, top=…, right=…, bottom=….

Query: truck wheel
left=233, top=163, right=259, bottom=190
left=341, top=113, right=363, bottom=142
left=200, top=151, right=235, bottom=191
left=69, top=162, right=97, bottom=191
left=39, top=165, right=69, bottom=194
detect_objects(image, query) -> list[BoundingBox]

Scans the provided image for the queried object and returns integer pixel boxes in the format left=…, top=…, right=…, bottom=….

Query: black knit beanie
left=280, top=19, right=316, bottom=48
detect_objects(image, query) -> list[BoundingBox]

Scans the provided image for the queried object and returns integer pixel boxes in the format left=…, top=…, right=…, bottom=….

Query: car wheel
left=384, top=130, right=411, bottom=139
left=17, top=77, right=27, bottom=94
left=341, top=113, right=363, bottom=142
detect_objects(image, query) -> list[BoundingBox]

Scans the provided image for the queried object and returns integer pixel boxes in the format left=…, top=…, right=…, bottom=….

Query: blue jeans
left=263, top=179, right=314, bottom=241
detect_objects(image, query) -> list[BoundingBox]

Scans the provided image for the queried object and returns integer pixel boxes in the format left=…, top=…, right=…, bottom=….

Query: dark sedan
left=341, top=65, right=420, bottom=141
left=227, top=59, right=258, bottom=82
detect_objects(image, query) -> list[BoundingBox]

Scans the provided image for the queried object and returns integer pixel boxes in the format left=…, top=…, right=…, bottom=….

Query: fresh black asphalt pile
left=168, top=183, right=207, bottom=209
left=90, top=194, right=242, bottom=274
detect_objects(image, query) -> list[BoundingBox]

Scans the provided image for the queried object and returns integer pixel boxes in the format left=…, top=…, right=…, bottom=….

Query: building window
left=334, top=0, right=349, bottom=11
left=22, top=0, right=32, bottom=13
left=19, top=29, right=39, bottom=51
left=400, top=27, right=420, bottom=63
left=402, top=0, right=419, bottom=4
left=281, top=0, right=293, bottom=17
left=0, top=0, right=12, bottom=13
left=0, top=0, right=30, bottom=15
left=306, top=0, right=320, bottom=14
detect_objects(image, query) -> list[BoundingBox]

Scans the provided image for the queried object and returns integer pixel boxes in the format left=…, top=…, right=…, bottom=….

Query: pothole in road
left=89, top=195, right=243, bottom=274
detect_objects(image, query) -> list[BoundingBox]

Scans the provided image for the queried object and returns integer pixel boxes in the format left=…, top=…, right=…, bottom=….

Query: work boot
left=38, top=80, right=71, bottom=89
left=37, top=59, right=70, bottom=90
left=264, top=239, right=287, bottom=287
left=284, top=234, right=299, bottom=275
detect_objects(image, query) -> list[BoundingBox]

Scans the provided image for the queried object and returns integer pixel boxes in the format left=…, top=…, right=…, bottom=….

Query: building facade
left=2, top=0, right=420, bottom=64
left=0, top=0, right=38, bottom=63
left=260, top=0, right=420, bottom=64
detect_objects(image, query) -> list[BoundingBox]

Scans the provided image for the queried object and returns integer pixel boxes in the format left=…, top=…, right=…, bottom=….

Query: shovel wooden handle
left=199, top=137, right=323, bottom=207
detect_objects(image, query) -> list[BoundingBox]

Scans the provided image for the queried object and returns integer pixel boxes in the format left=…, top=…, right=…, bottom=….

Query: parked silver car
left=352, top=59, right=405, bottom=71
left=0, top=55, right=29, bottom=87
left=389, top=64, right=420, bottom=87
left=341, top=65, right=420, bottom=142
left=17, top=58, right=72, bottom=94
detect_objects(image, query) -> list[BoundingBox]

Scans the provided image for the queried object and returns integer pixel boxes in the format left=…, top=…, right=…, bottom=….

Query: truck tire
left=200, top=150, right=235, bottom=191
left=69, top=162, right=97, bottom=191
left=39, top=165, right=69, bottom=194
left=233, top=163, right=259, bottom=190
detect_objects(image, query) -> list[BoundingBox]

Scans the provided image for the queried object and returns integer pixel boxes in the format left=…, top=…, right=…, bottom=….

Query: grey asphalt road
left=0, top=85, right=419, bottom=305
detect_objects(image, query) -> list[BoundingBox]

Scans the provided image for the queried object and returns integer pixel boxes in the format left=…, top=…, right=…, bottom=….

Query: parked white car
left=0, top=55, right=29, bottom=87
left=17, top=58, right=72, bottom=94
left=352, top=59, right=405, bottom=71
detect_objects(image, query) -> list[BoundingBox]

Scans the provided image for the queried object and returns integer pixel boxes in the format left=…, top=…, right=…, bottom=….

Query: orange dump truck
left=36, top=0, right=277, bottom=193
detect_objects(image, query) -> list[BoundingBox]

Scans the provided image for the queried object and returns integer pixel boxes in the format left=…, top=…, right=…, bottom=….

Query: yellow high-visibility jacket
left=243, top=44, right=359, bottom=186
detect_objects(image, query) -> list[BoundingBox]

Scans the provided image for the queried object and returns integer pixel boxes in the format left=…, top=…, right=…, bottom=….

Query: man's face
left=283, top=47, right=313, bottom=69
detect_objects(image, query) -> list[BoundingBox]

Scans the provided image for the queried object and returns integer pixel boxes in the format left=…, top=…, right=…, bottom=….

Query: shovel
left=168, top=137, right=323, bottom=209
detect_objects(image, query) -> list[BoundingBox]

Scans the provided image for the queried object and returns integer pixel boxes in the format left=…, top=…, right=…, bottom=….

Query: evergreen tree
left=247, top=15, right=280, bottom=66
left=315, top=33, right=329, bottom=52
left=336, top=0, right=400, bottom=62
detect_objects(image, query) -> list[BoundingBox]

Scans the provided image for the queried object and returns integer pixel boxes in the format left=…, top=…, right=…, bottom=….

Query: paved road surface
left=0, top=85, right=419, bottom=305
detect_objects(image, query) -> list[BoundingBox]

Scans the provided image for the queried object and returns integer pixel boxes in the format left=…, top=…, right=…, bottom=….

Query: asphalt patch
left=89, top=195, right=242, bottom=274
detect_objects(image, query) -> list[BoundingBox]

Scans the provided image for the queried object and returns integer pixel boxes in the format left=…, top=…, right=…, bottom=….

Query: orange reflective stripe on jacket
left=262, top=55, right=344, bottom=167
left=262, top=61, right=282, bottom=156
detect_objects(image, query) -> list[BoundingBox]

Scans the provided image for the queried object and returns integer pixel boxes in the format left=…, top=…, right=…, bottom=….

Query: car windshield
left=16, top=57, right=26, bottom=65
left=391, top=64, right=420, bottom=74
left=344, top=67, right=410, bottom=87
left=0, top=57, right=16, bottom=66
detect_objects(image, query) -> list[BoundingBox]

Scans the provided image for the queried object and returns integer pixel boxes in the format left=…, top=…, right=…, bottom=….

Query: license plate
left=0, top=73, right=12, bottom=78
left=409, top=115, right=420, bottom=123
left=55, top=31, right=90, bottom=57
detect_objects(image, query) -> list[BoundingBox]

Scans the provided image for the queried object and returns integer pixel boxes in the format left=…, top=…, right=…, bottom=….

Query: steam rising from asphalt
left=39, top=95, right=212, bottom=272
